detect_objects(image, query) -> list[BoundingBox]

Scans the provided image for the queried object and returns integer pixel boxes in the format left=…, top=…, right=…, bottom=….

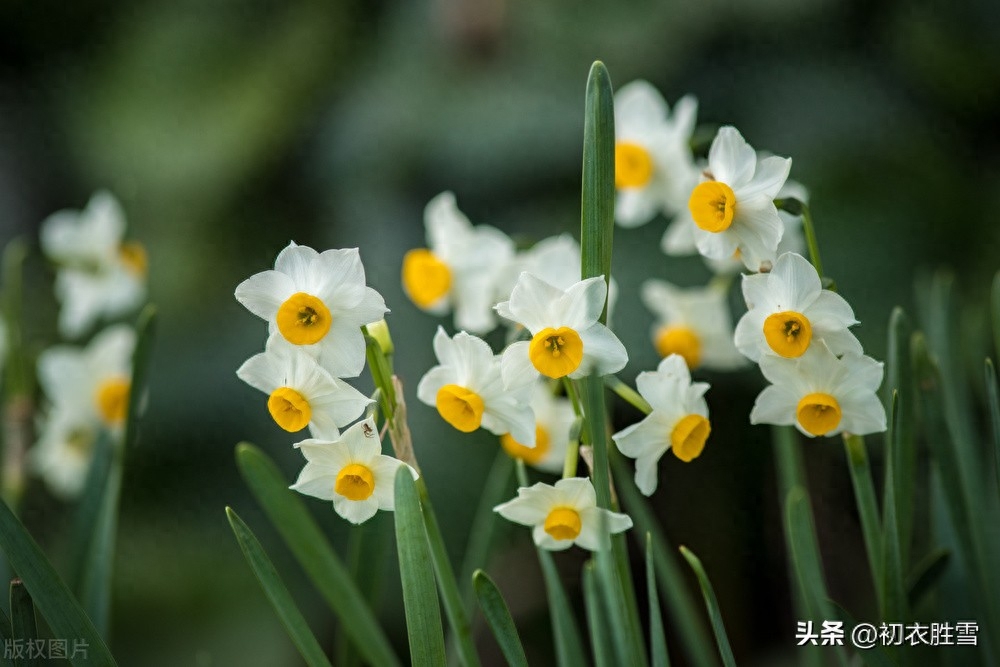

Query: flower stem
left=604, top=375, right=651, bottom=415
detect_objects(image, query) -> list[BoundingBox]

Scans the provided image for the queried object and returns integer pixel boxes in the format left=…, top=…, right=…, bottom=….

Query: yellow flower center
left=654, top=325, right=702, bottom=368
left=615, top=142, right=654, bottom=189
left=402, top=249, right=452, bottom=308
left=119, top=241, right=148, bottom=277
left=796, top=392, right=842, bottom=436
left=435, top=384, right=485, bottom=433
left=267, top=387, right=312, bottom=432
left=689, top=181, right=737, bottom=233
left=276, top=292, right=332, bottom=345
left=670, top=414, right=711, bottom=462
left=335, top=463, right=375, bottom=501
left=763, top=311, right=812, bottom=358
left=544, top=507, right=582, bottom=541
left=529, top=327, right=584, bottom=379
left=500, top=426, right=550, bottom=466
left=95, top=377, right=130, bottom=425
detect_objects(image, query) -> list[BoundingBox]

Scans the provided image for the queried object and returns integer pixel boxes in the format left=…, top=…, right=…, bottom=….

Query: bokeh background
left=2, top=0, right=1000, bottom=664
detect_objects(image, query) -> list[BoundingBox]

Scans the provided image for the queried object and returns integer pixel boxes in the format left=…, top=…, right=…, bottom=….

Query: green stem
left=842, top=434, right=883, bottom=607
left=775, top=198, right=823, bottom=279
left=562, top=378, right=585, bottom=479
left=604, top=375, right=651, bottom=415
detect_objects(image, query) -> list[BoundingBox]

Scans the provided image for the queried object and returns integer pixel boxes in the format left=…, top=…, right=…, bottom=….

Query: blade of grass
left=992, top=272, right=1000, bottom=363
left=646, top=534, right=670, bottom=667
left=828, top=600, right=897, bottom=667
left=0, top=603, right=11, bottom=667
left=472, top=570, right=528, bottom=667
left=226, top=507, right=333, bottom=667
left=235, top=443, right=400, bottom=667
left=987, top=360, right=1000, bottom=503
left=843, top=434, right=882, bottom=602
left=880, top=394, right=907, bottom=665
left=594, top=511, right=639, bottom=667
left=10, top=579, right=37, bottom=667
left=394, top=468, right=447, bottom=667
left=67, top=431, right=113, bottom=593
left=0, top=499, right=116, bottom=666
left=885, top=308, right=915, bottom=569
left=582, top=562, right=615, bottom=667
left=906, top=548, right=950, bottom=610
left=679, top=547, right=736, bottom=667
left=336, top=514, right=390, bottom=667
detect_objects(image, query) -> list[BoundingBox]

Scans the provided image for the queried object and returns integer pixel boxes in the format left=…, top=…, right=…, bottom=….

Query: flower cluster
left=235, top=242, right=416, bottom=524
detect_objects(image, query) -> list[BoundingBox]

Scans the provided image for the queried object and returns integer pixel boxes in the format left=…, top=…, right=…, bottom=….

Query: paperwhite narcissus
left=290, top=417, right=418, bottom=524
left=612, top=355, right=711, bottom=496
left=417, top=327, right=536, bottom=445
left=499, top=381, right=574, bottom=474
left=641, top=280, right=746, bottom=371
left=237, top=335, right=372, bottom=439
left=29, top=410, right=99, bottom=499
left=614, top=81, right=699, bottom=228
left=401, top=192, right=514, bottom=334
left=235, top=242, right=388, bottom=379
left=662, top=127, right=791, bottom=272
left=40, top=191, right=147, bottom=338
left=734, top=252, right=861, bottom=363
left=750, top=342, right=886, bottom=437
left=494, top=477, right=632, bottom=551
left=496, top=273, right=627, bottom=383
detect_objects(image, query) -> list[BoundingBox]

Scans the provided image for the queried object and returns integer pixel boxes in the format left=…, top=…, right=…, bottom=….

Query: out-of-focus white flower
left=734, top=252, right=861, bottom=363
left=497, top=273, right=627, bottom=383
left=235, top=242, right=387, bottom=378
left=499, top=381, right=574, bottom=474
left=417, top=327, right=536, bottom=445
left=612, top=355, right=711, bottom=496
left=614, top=81, right=699, bottom=228
left=401, top=192, right=514, bottom=334
left=494, top=477, right=632, bottom=551
left=290, top=417, right=418, bottom=524
left=750, top=343, right=886, bottom=438
left=30, top=410, right=100, bottom=500
left=237, top=335, right=372, bottom=439
left=640, top=280, right=745, bottom=371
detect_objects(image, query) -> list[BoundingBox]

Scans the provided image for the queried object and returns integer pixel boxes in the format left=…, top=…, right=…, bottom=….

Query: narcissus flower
left=612, top=355, right=711, bottom=496
left=750, top=342, right=886, bottom=437
left=235, top=242, right=387, bottom=378
left=494, top=477, right=632, bottom=551
left=641, top=280, right=745, bottom=371
left=614, top=81, right=699, bottom=228
left=662, top=127, right=790, bottom=272
left=40, top=191, right=147, bottom=338
left=497, top=273, right=627, bottom=383
left=401, top=192, right=514, bottom=334
left=417, top=327, right=536, bottom=445
left=290, top=418, right=418, bottom=524
left=499, top=381, right=574, bottom=474
left=734, top=252, right=861, bottom=363
left=237, top=335, right=372, bottom=439
left=29, top=410, right=100, bottom=499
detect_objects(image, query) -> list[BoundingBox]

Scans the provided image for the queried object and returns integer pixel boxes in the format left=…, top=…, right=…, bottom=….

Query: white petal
left=313, top=248, right=368, bottom=308
left=453, top=272, right=501, bottom=334
left=616, top=188, right=659, bottom=228
left=333, top=495, right=380, bottom=524
left=500, top=341, right=539, bottom=389
left=295, top=438, right=352, bottom=470
left=739, top=155, right=791, bottom=201
left=553, top=477, right=597, bottom=510
left=749, top=385, right=798, bottom=426
left=840, top=394, right=888, bottom=436
left=274, top=242, right=320, bottom=290
left=532, top=525, right=574, bottom=551
left=661, top=214, right=698, bottom=256
left=693, top=225, right=739, bottom=261
left=556, top=277, right=607, bottom=330
left=235, top=270, right=296, bottom=321
left=573, top=324, right=627, bottom=378
left=290, top=463, right=337, bottom=501
left=575, top=507, right=632, bottom=551
left=708, top=127, right=756, bottom=186
left=371, top=456, right=415, bottom=510
left=770, top=253, right=821, bottom=311
left=670, top=95, right=698, bottom=140
left=733, top=309, right=765, bottom=363
left=316, top=324, right=367, bottom=378
left=816, top=327, right=864, bottom=358
left=482, top=399, right=536, bottom=446
left=633, top=452, right=664, bottom=496
left=612, top=415, right=670, bottom=461
left=236, top=352, right=281, bottom=394
left=425, top=192, right=472, bottom=256
left=416, top=366, right=455, bottom=407
left=806, top=290, right=858, bottom=329
left=507, top=273, right=565, bottom=333
left=615, top=80, right=667, bottom=130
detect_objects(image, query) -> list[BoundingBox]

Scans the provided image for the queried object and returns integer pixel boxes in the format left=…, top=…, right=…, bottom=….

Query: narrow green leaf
left=10, top=579, right=37, bottom=667
left=458, top=451, right=513, bottom=615
left=235, top=443, right=401, bottom=667
left=679, top=547, right=736, bottom=667
left=906, top=548, right=951, bottom=610
left=784, top=487, right=832, bottom=622
left=880, top=394, right=907, bottom=627
left=843, top=435, right=882, bottom=600
left=646, top=534, right=670, bottom=667
left=226, top=508, right=333, bottom=667
left=582, top=562, right=615, bottom=667
left=123, top=304, right=158, bottom=452
left=537, top=549, right=587, bottom=667
left=986, top=359, right=1000, bottom=503
left=827, top=601, right=897, bottom=667
left=579, top=60, right=615, bottom=324
left=67, top=432, right=113, bottom=593
left=0, top=499, right=117, bottom=666
left=885, top=308, right=915, bottom=569
left=394, top=468, right=446, bottom=667
left=594, top=512, right=637, bottom=667
left=991, top=272, right=1000, bottom=382
left=611, top=455, right=717, bottom=667
left=0, top=603, right=12, bottom=667
left=472, top=570, right=527, bottom=667
left=337, top=514, right=389, bottom=667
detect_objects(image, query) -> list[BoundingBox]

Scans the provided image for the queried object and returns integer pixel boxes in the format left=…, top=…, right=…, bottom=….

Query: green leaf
left=10, top=579, right=37, bottom=667
left=536, top=549, right=587, bottom=667
left=67, top=431, right=113, bottom=592
left=678, top=547, right=736, bottom=667
left=337, top=515, right=390, bottom=667
left=579, top=60, right=615, bottom=324
left=885, top=308, right=915, bottom=572
left=458, top=451, right=513, bottom=613
left=992, top=272, right=1000, bottom=374
left=582, top=562, right=615, bottom=667
left=987, top=359, right=1000, bottom=504
left=0, top=499, right=117, bottom=666
left=0, top=603, right=12, bottom=667
left=880, top=394, right=907, bottom=627
left=235, top=443, right=400, bottom=667
left=646, top=534, right=670, bottom=667
left=363, top=328, right=396, bottom=425
left=394, top=468, right=446, bottom=667
left=226, top=507, right=333, bottom=667
left=784, top=487, right=832, bottom=622
left=472, top=570, right=527, bottom=667
left=594, top=512, right=640, bottom=667
left=827, top=600, right=897, bottom=667
left=906, top=548, right=950, bottom=610
left=843, top=435, right=882, bottom=600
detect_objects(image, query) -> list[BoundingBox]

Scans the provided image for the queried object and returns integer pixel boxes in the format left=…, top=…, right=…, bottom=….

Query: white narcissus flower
left=29, top=410, right=100, bottom=499
left=661, top=127, right=791, bottom=272
left=417, top=327, right=536, bottom=445
left=40, top=191, right=147, bottom=338
left=499, top=381, right=574, bottom=474
left=237, top=335, right=372, bottom=439
left=734, top=252, right=861, bottom=363
left=401, top=192, right=514, bottom=334
left=750, top=343, right=886, bottom=438
left=612, top=355, right=711, bottom=496
left=290, top=417, right=418, bottom=524
left=497, top=273, right=627, bottom=384
left=494, top=477, right=632, bottom=551
left=235, top=242, right=388, bottom=378
left=640, top=280, right=746, bottom=371
left=614, top=81, right=699, bottom=228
